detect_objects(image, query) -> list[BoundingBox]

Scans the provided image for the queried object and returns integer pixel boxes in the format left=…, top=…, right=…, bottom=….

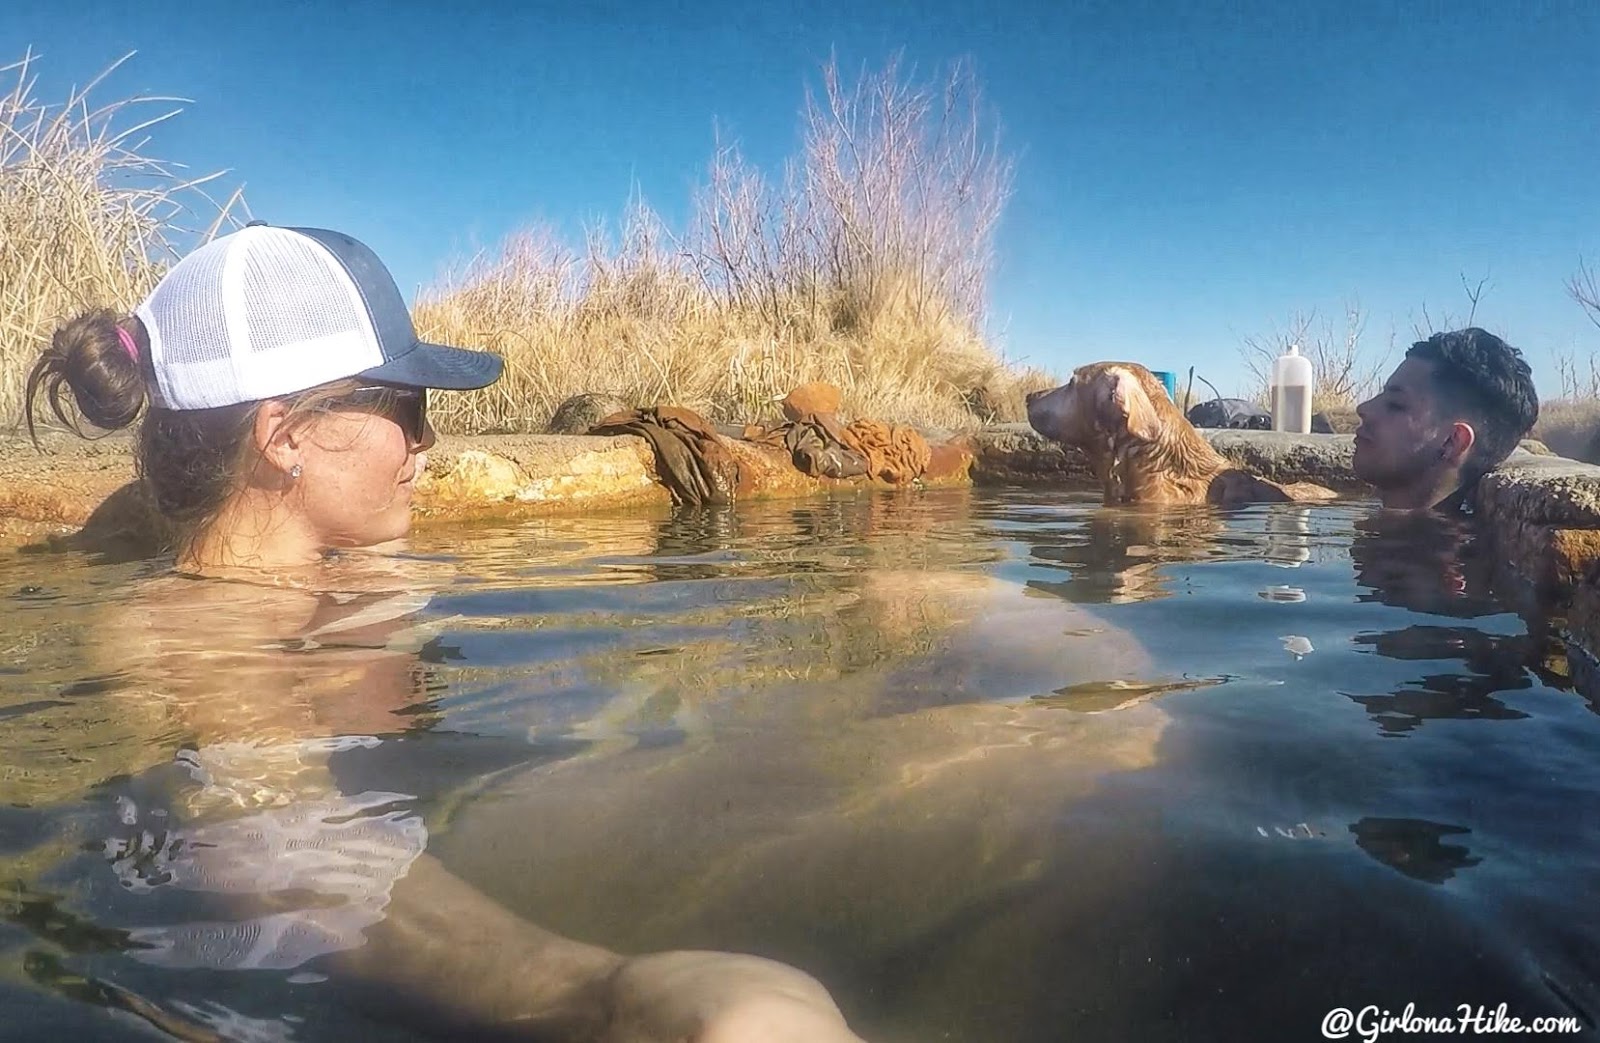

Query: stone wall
left=0, top=428, right=977, bottom=550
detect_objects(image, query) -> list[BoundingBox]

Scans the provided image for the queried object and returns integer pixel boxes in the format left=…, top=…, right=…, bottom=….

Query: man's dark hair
left=1406, top=328, right=1539, bottom=479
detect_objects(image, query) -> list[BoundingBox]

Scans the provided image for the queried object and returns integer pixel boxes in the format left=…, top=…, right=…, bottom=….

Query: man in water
left=1352, top=327, right=1539, bottom=511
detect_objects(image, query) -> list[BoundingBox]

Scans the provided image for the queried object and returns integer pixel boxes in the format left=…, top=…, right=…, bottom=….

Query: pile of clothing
left=1186, top=397, right=1273, bottom=430
left=744, top=382, right=931, bottom=485
left=588, top=383, right=932, bottom=508
left=589, top=406, right=741, bottom=507
left=1186, top=396, right=1336, bottom=434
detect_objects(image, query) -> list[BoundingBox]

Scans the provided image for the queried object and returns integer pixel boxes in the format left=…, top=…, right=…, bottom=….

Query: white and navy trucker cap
left=134, top=222, right=502, bottom=410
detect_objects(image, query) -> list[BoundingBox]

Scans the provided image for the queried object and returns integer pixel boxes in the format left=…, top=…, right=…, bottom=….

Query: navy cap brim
left=357, top=341, right=504, bottom=391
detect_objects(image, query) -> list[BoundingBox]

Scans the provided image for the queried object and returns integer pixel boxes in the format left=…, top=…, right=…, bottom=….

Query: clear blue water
left=0, top=488, right=1595, bottom=1041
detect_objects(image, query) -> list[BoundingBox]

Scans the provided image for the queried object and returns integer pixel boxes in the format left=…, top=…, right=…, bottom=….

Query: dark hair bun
left=24, top=309, right=149, bottom=443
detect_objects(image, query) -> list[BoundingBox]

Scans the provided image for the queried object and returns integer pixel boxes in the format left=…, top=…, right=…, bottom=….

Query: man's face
left=1352, top=358, right=1457, bottom=489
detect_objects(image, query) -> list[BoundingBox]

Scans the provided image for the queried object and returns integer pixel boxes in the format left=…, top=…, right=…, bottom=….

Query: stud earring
left=289, top=464, right=303, bottom=480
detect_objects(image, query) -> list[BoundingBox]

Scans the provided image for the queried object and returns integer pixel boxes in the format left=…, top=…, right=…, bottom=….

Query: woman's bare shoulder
left=121, top=573, right=322, bottom=640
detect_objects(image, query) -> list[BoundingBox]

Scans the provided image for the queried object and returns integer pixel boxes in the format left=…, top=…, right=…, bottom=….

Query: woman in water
left=23, top=222, right=864, bottom=1042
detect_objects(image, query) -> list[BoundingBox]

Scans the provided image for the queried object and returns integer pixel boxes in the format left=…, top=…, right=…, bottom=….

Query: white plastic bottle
left=1270, top=344, right=1314, bottom=434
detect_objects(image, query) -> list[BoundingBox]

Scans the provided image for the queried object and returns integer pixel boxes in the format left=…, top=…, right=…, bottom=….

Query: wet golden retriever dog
left=1026, top=362, right=1338, bottom=506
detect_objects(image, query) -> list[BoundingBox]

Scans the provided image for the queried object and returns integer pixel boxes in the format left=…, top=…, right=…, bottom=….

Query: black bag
left=1186, top=398, right=1272, bottom=430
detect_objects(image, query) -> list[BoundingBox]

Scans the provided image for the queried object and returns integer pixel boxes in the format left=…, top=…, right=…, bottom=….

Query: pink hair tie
left=115, top=325, right=139, bottom=362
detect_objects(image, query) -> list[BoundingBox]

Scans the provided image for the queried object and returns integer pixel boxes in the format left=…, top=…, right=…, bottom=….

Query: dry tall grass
left=1540, top=328, right=1600, bottom=462
left=419, top=58, right=1052, bottom=434
left=3, top=52, right=1046, bottom=436
left=415, top=218, right=1053, bottom=433
left=0, top=51, right=242, bottom=428
left=11, top=49, right=1596, bottom=454
left=1533, top=399, right=1600, bottom=463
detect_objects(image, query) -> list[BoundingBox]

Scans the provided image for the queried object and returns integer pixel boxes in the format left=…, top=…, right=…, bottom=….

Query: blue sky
left=5, top=0, right=1597, bottom=399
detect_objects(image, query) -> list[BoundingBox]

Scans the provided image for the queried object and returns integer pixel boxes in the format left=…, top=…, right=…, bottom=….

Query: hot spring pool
left=1, top=488, right=1596, bottom=1042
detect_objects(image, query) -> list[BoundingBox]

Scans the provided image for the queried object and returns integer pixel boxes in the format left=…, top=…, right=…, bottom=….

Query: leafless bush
left=684, top=55, right=1012, bottom=338
left=796, top=55, right=1012, bottom=332
left=423, top=55, right=1030, bottom=433
left=1410, top=271, right=1493, bottom=341
left=1239, top=302, right=1388, bottom=410
left=1552, top=349, right=1600, bottom=401
left=1552, top=259, right=1600, bottom=419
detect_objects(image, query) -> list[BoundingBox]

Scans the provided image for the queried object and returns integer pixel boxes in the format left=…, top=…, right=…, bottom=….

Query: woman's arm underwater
left=101, top=567, right=866, bottom=1042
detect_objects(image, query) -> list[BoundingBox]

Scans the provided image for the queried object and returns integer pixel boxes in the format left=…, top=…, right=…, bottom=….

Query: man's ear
left=1097, top=368, right=1163, bottom=442
left=253, top=400, right=301, bottom=479
left=1441, top=420, right=1476, bottom=466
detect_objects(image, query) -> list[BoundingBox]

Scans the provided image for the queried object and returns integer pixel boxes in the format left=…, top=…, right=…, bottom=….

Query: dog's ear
left=1096, top=367, right=1164, bottom=442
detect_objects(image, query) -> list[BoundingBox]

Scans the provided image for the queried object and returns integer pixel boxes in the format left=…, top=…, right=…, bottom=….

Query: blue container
left=1151, top=370, right=1178, bottom=402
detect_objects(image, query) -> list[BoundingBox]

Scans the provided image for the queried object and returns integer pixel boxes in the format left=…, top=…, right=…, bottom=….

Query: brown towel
left=745, top=382, right=930, bottom=486
left=846, top=418, right=932, bottom=485
left=590, top=406, right=740, bottom=507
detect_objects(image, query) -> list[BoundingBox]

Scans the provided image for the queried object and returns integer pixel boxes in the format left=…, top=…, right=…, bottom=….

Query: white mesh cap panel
left=231, top=229, right=382, bottom=401
left=135, top=227, right=386, bottom=409
left=135, top=236, right=234, bottom=409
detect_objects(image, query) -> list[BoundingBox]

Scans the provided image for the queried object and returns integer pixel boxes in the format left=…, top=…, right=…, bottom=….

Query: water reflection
left=1034, top=674, right=1230, bottom=713
left=1008, top=498, right=1598, bottom=1038
left=1348, top=817, right=1483, bottom=884
left=1023, top=501, right=1348, bottom=607
left=1025, top=504, right=1241, bottom=605
left=1263, top=505, right=1312, bottom=567
left=1350, top=510, right=1498, bottom=617
left=1344, top=511, right=1562, bottom=735
left=0, top=494, right=1183, bottom=1040
left=1348, top=626, right=1536, bottom=734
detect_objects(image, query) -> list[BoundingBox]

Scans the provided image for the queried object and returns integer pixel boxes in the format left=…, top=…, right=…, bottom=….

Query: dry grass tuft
left=1532, top=398, right=1600, bottom=463
left=415, top=228, right=1050, bottom=433
left=419, top=58, right=1049, bottom=434
left=1317, top=404, right=1361, bottom=434
left=3, top=52, right=1046, bottom=436
left=1542, top=340, right=1600, bottom=461
left=0, top=50, right=243, bottom=428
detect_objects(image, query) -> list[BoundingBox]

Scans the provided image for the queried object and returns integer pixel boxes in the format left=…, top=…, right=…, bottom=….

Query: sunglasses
left=342, top=385, right=430, bottom=446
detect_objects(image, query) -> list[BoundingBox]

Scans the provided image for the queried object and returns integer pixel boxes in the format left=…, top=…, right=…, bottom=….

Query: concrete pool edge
left=6, top=426, right=1600, bottom=660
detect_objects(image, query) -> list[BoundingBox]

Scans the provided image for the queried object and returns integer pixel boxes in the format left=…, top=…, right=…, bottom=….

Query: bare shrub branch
left=1461, top=270, right=1490, bottom=326
left=1551, top=346, right=1600, bottom=400
left=1410, top=269, right=1494, bottom=341
left=421, top=55, right=1030, bottom=433
left=1570, top=257, right=1600, bottom=332
left=1239, top=302, right=1387, bottom=410
left=1554, top=259, right=1600, bottom=416
left=799, top=55, right=1012, bottom=332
